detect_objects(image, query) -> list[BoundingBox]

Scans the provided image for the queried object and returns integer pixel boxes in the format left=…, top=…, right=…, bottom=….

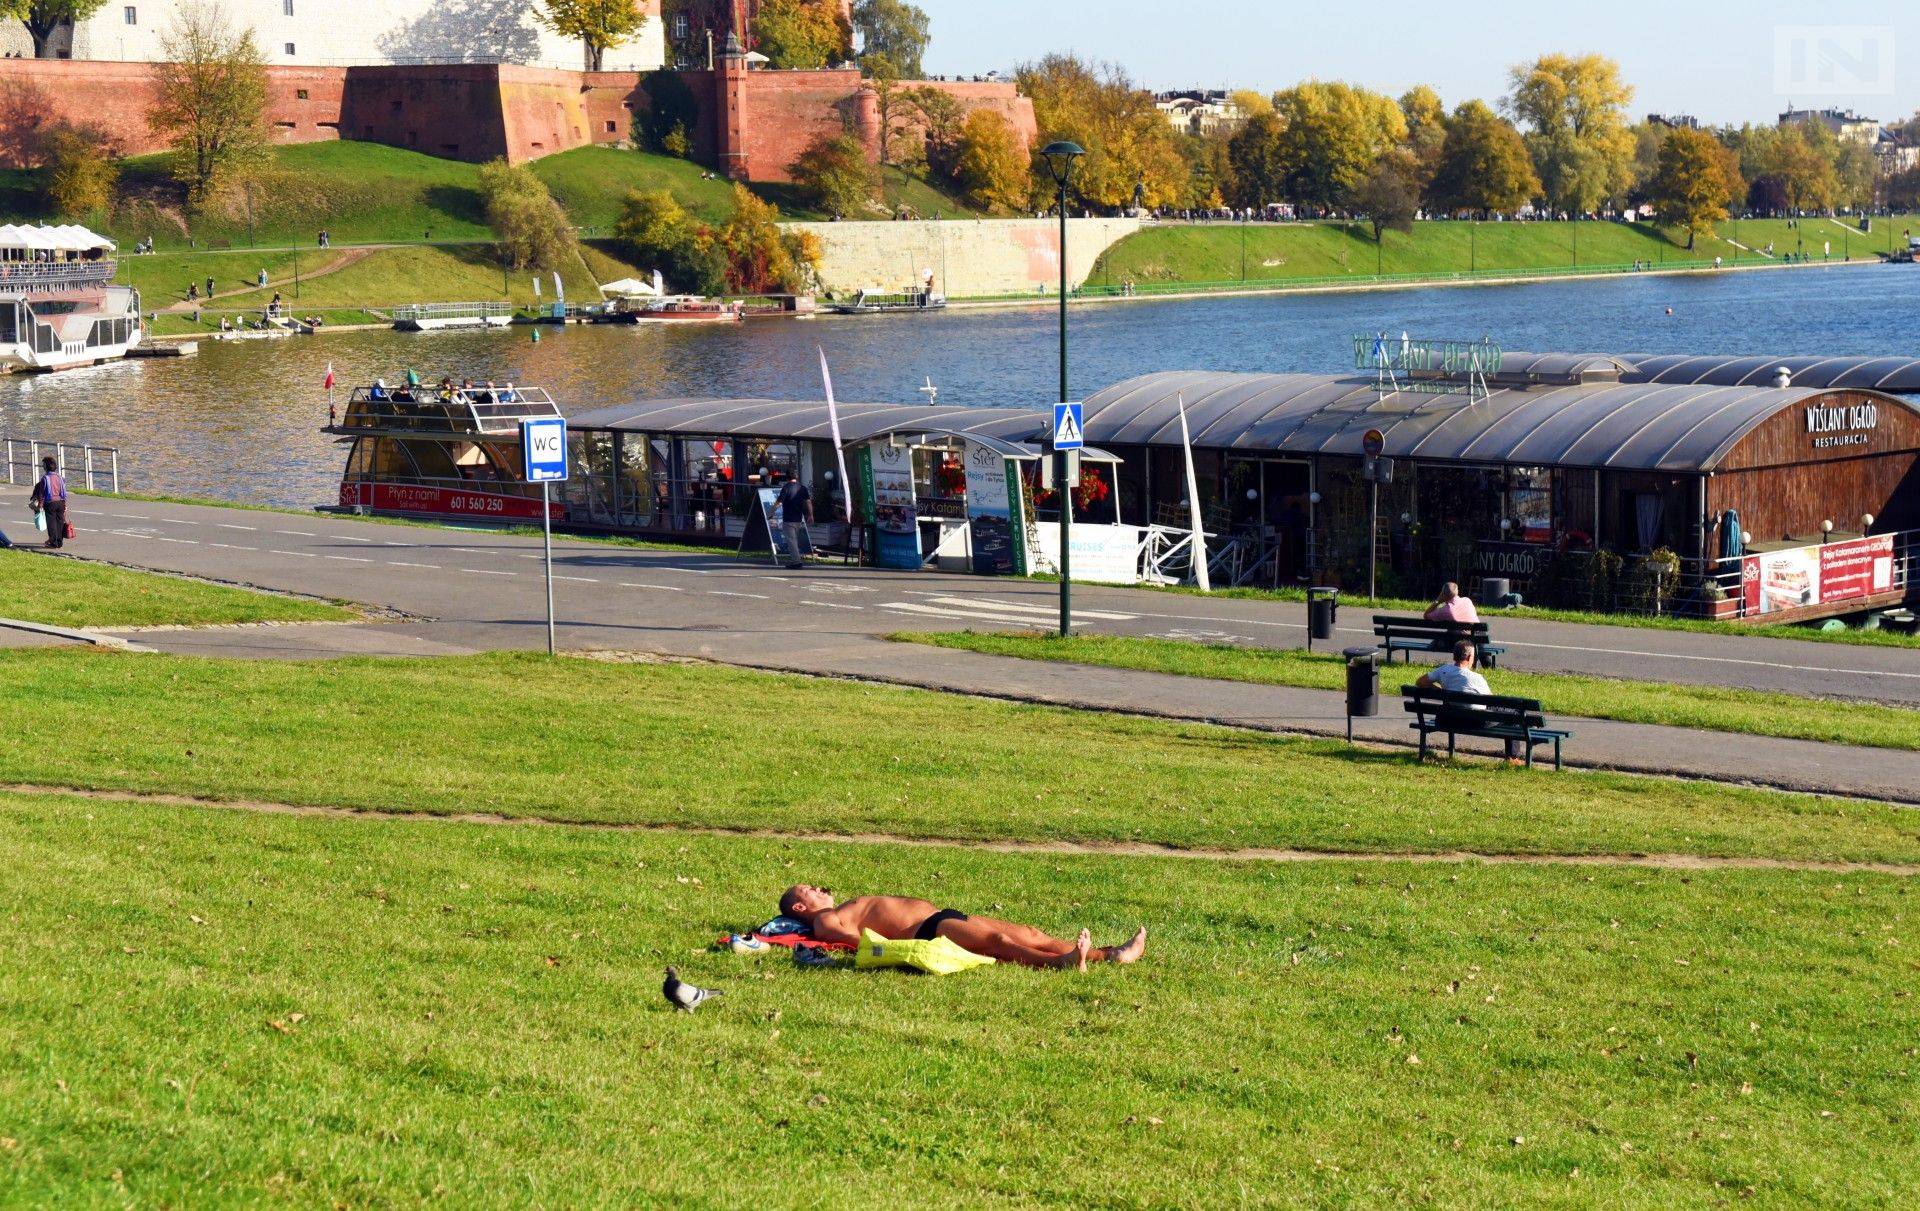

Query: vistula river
left=3, top=261, right=1916, bottom=509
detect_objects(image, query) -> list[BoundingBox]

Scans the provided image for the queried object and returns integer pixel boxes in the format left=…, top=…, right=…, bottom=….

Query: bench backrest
left=1373, top=614, right=1492, bottom=639
left=1401, top=686, right=1543, bottom=725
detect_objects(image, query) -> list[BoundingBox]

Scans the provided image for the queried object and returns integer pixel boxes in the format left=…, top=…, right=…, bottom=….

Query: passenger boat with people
left=0, top=223, right=142, bottom=371
left=595, top=294, right=744, bottom=324
left=322, top=380, right=566, bottom=522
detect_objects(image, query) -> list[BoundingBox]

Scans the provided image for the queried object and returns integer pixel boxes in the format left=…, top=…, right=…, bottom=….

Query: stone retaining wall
left=794, top=217, right=1141, bottom=299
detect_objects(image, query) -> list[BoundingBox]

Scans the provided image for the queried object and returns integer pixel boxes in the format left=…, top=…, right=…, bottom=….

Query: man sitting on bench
left=778, top=884, right=1147, bottom=971
left=1423, top=581, right=1479, bottom=624
left=1415, top=640, right=1519, bottom=763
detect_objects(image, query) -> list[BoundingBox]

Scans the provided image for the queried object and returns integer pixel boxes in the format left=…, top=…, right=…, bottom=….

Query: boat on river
left=322, top=382, right=566, bottom=523
left=824, top=285, right=945, bottom=315
left=0, top=223, right=142, bottom=372
left=595, top=294, right=744, bottom=324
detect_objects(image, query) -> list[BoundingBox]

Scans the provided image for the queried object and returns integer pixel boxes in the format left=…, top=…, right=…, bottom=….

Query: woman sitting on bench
left=1423, top=582, right=1479, bottom=624
left=1416, top=641, right=1519, bottom=764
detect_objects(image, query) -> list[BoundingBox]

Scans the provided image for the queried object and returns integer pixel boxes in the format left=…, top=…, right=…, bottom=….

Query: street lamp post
left=1042, top=140, right=1085, bottom=639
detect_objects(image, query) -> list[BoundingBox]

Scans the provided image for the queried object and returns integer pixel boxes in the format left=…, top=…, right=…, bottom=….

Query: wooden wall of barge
left=1705, top=391, right=1920, bottom=542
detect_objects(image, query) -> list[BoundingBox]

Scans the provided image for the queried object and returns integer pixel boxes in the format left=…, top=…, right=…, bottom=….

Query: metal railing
left=0, top=261, right=117, bottom=292
left=3, top=437, right=120, bottom=493
left=390, top=302, right=513, bottom=322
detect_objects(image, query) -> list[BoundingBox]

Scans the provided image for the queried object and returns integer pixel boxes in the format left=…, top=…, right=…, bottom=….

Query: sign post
left=1362, top=428, right=1385, bottom=602
left=521, top=417, right=569, bottom=656
left=1052, top=401, right=1084, bottom=636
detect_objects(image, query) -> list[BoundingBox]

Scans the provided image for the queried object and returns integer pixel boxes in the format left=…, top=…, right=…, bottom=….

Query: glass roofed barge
left=325, top=383, right=565, bottom=522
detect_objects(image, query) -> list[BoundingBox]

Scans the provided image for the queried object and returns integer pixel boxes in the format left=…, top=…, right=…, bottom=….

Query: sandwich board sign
left=1052, top=402, right=1084, bottom=451
left=522, top=418, right=569, bottom=482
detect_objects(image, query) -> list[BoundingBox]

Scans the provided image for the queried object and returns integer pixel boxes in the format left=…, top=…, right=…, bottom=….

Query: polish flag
left=323, top=363, right=335, bottom=390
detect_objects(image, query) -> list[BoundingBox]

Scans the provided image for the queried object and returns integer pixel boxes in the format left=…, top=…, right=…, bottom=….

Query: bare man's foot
left=1053, top=928, right=1092, bottom=972
left=1105, top=926, right=1148, bottom=965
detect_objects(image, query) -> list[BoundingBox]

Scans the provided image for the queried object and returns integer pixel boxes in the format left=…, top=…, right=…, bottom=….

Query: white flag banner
left=818, top=346, right=854, bottom=524
left=1178, top=392, right=1211, bottom=591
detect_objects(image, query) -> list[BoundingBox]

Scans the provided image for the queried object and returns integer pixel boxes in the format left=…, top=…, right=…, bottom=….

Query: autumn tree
left=613, top=188, right=727, bottom=294
left=478, top=159, right=577, bottom=273
left=1016, top=53, right=1186, bottom=210
left=901, top=84, right=965, bottom=179
left=147, top=2, right=269, bottom=204
left=1428, top=100, right=1540, bottom=217
left=536, top=0, right=649, bottom=71
left=1503, top=53, right=1635, bottom=215
left=788, top=132, right=880, bottom=216
left=1271, top=80, right=1406, bottom=212
left=1224, top=110, right=1285, bottom=208
left=1647, top=127, right=1731, bottom=248
left=1355, top=149, right=1419, bottom=241
left=1767, top=123, right=1837, bottom=212
left=2, top=0, right=107, bottom=59
left=953, top=108, right=1027, bottom=212
left=1834, top=139, right=1878, bottom=210
left=716, top=184, right=817, bottom=293
left=41, top=126, right=117, bottom=216
left=753, top=0, right=852, bottom=70
left=853, top=0, right=929, bottom=78
left=1398, top=84, right=1448, bottom=192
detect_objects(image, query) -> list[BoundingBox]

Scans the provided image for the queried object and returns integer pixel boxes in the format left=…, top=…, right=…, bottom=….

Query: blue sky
left=915, top=1, right=1920, bottom=127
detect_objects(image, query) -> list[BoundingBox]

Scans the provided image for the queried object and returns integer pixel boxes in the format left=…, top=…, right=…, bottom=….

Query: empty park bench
left=1402, top=686, right=1572, bottom=770
left=1373, top=615, right=1506, bottom=668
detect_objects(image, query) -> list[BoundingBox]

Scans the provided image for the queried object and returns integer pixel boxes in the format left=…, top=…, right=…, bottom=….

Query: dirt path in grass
left=158, top=246, right=385, bottom=312
left=9, top=782, right=1918, bottom=877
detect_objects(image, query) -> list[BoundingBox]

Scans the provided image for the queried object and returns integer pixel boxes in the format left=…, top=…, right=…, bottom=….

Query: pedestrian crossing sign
left=1052, top=402, right=1084, bottom=450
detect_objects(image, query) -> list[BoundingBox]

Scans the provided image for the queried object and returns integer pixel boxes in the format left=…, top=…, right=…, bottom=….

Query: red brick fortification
left=0, top=58, right=1028, bottom=179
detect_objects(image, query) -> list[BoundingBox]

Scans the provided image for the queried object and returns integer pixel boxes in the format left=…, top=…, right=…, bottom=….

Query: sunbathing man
left=778, top=884, right=1146, bottom=971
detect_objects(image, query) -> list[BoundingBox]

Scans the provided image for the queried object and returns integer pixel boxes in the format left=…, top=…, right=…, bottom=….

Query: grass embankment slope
left=3, top=789, right=1915, bottom=1207
left=0, top=645, right=1916, bottom=1204
left=1090, top=213, right=1920, bottom=293
left=3, top=649, right=1918, bottom=864
left=0, top=549, right=350, bottom=627
left=895, top=632, right=1920, bottom=751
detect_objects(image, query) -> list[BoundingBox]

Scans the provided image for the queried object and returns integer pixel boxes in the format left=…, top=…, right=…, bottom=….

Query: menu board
left=869, top=442, right=921, bottom=569
left=963, top=440, right=1015, bottom=575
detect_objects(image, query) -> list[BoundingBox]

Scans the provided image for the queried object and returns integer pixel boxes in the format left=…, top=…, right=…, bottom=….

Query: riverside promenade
left=5, top=486, right=1916, bottom=804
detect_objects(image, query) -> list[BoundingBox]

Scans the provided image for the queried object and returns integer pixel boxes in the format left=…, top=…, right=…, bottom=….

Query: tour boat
left=323, top=382, right=567, bottom=523
left=636, top=295, right=745, bottom=323
left=0, top=224, right=142, bottom=372
left=824, top=285, right=946, bottom=315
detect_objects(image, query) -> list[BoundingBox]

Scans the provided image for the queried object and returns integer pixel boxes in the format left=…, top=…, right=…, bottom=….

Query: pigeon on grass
left=663, top=966, right=722, bottom=1012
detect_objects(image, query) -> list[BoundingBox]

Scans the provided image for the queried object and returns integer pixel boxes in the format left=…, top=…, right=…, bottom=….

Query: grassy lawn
left=1088, top=215, right=1920, bottom=292
left=2, top=649, right=1919, bottom=864
left=894, top=632, right=1920, bottom=751
left=0, top=550, right=351, bottom=628
left=1, top=791, right=1914, bottom=1206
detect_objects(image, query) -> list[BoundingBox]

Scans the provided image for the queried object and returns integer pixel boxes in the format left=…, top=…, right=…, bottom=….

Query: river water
left=3, top=262, right=1915, bottom=508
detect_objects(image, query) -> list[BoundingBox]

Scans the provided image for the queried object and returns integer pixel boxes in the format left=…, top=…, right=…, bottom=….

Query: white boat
left=391, top=302, right=514, bottom=331
left=0, top=223, right=142, bottom=372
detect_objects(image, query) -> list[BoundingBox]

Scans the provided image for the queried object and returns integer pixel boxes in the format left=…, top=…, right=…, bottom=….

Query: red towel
left=716, top=932, right=855, bottom=952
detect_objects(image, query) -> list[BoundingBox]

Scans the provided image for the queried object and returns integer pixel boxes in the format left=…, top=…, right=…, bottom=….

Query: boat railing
left=335, top=385, right=562, bottom=435
left=0, top=260, right=117, bottom=293
left=2, top=435, right=120, bottom=493
left=389, top=302, right=514, bottom=322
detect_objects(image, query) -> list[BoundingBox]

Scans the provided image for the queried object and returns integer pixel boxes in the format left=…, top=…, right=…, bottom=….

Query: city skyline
left=915, top=0, right=1919, bottom=127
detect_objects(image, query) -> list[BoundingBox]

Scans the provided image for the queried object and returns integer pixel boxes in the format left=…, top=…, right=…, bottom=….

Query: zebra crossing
left=878, top=594, right=1139, bottom=630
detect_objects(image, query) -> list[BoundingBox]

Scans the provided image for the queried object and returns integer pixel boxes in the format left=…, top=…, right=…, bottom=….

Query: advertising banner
left=1742, top=535, right=1894, bottom=615
left=869, top=441, right=921, bottom=570
left=962, top=440, right=1015, bottom=576
left=341, top=482, right=561, bottom=521
left=1032, top=524, right=1144, bottom=584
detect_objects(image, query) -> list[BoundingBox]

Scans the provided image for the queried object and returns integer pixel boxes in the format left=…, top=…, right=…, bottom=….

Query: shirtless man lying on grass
left=778, top=884, right=1147, bottom=971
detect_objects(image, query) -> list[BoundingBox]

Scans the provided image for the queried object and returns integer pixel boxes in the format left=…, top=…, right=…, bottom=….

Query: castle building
left=1, top=0, right=665, bottom=73
left=662, top=0, right=852, bottom=70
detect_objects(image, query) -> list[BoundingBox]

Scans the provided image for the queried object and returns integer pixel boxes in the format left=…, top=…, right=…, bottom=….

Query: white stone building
left=1, top=1, right=664, bottom=72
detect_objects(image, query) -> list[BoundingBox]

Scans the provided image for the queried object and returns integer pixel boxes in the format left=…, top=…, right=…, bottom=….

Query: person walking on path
left=205, top=275, right=215, bottom=298
left=28, top=455, right=67, bottom=549
left=775, top=476, right=812, bottom=569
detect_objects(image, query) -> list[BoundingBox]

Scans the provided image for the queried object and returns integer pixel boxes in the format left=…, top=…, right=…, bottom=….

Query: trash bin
left=1343, top=646, right=1380, bottom=741
left=1306, top=585, right=1339, bottom=649
left=1481, top=576, right=1510, bottom=604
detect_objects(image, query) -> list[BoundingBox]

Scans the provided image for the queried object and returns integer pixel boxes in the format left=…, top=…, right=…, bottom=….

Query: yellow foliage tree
left=954, top=109, right=1028, bottom=212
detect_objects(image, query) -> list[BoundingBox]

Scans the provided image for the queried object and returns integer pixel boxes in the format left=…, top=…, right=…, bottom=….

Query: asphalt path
left=11, top=487, right=1918, bottom=706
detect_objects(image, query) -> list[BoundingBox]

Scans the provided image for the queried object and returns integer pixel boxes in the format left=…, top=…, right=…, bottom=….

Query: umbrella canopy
left=600, top=277, right=660, bottom=297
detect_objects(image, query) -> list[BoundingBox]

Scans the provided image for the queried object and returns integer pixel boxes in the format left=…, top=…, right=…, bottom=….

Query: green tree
left=1, top=0, right=108, bottom=59
left=753, top=0, right=852, bottom=70
left=853, top=0, right=929, bottom=78
left=954, top=108, right=1027, bottom=212
left=1647, top=127, right=1731, bottom=248
left=1503, top=53, right=1636, bottom=215
left=862, top=54, right=914, bottom=167
left=901, top=84, right=965, bottom=179
left=1622, top=121, right=1664, bottom=207
left=147, top=1, right=269, bottom=205
left=1834, top=139, right=1878, bottom=210
left=1271, top=80, right=1406, bottom=212
left=535, top=0, right=649, bottom=71
left=1428, top=100, right=1540, bottom=217
left=1016, top=53, right=1186, bottom=210
left=1355, top=149, right=1419, bottom=241
left=613, top=187, right=727, bottom=295
left=41, top=126, right=117, bottom=216
left=788, top=132, right=880, bottom=217
left=1224, top=110, right=1285, bottom=208
left=477, top=159, right=577, bottom=273
left=1768, top=123, right=1837, bottom=211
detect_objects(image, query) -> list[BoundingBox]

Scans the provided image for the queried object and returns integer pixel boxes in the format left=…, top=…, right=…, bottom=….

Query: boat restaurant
left=550, top=345, right=1920, bottom=623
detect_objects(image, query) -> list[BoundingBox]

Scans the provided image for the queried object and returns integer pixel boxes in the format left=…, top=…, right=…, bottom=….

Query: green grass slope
left=0, top=550, right=350, bottom=627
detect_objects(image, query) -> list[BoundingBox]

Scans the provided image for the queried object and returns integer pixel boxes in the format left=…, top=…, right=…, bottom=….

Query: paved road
left=4, top=488, right=1917, bottom=801
left=14, top=487, right=1918, bottom=706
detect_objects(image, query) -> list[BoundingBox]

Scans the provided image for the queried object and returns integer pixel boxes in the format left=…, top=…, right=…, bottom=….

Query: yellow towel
left=854, top=928, right=996, bottom=975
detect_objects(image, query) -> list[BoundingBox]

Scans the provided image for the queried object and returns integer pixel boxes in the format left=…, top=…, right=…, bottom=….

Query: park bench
left=1373, top=615, right=1506, bottom=668
left=1402, top=686, right=1571, bottom=770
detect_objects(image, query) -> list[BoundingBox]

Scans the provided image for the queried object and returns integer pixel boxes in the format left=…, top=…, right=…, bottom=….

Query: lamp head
left=1041, top=140, right=1086, bottom=188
